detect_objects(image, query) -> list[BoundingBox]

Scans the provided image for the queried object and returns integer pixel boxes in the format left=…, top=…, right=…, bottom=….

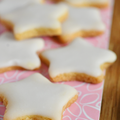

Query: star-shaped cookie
left=0, top=3, right=68, bottom=40
left=0, top=0, right=43, bottom=16
left=0, top=32, right=44, bottom=73
left=55, top=5, right=105, bottom=43
left=40, top=38, right=117, bottom=83
left=53, top=0, right=108, bottom=8
left=0, top=73, right=78, bottom=120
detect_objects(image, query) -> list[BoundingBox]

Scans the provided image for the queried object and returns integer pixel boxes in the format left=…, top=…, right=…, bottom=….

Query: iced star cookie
left=0, top=0, right=44, bottom=16
left=52, top=0, right=108, bottom=8
left=55, top=5, right=105, bottom=43
left=0, top=73, right=78, bottom=120
left=0, top=3, right=68, bottom=40
left=40, top=38, right=117, bottom=83
left=0, top=32, right=44, bottom=73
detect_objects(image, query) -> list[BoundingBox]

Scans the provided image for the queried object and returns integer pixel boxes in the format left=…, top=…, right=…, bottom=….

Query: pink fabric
left=0, top=0, right=114, bottom=119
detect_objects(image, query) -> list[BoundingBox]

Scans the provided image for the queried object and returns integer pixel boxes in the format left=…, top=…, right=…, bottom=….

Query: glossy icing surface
left=0, top=0, right=42, bottom=15
left=1, top=3, right=68, bottom=34
left=0, top=32, right=44, bottom=70
left=0, top=73, right=78, bottom=120
left=61, top=5, right=105, bottom=35
left=41, top=38, right=116, bottom=77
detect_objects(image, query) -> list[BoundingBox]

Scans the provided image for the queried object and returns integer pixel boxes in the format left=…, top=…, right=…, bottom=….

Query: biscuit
left=0, top=32, right=44, bottom=73
left=0, top=73, right=78, bottom=120
left=52, top=0, right=108, bottom=8
left=0, top=0, right=44, bottom=16
left=0, top=3, right=68, bottom=40
left=54, top=5, right=105, bottom=43
left=40, top=38, right=117, bottom=84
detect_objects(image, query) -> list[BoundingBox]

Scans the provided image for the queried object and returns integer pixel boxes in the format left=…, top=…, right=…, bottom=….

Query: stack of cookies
left=0, top=0, right=117, bottom=120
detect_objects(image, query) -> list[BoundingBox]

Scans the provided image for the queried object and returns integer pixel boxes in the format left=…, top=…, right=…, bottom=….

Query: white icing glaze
left=0, top=73, right=78, bottom=120
left=66, top=0, right=108, bottom=5
left=1, top=3, right=68, bottom=34
left=0, top=0, right=42, bottom=16
left=41, top=38, right=117, bottom=78
left=0, top=32, right=44, bottom=70
left=61, top=4, right=105, bottom=35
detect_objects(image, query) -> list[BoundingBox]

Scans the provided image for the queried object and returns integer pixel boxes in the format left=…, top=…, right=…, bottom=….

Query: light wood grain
left=100, top=0, right=120, bottom=120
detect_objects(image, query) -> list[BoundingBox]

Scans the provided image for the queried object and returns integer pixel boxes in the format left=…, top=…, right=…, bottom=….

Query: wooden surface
left=100, top=0, right=120, bottom=120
